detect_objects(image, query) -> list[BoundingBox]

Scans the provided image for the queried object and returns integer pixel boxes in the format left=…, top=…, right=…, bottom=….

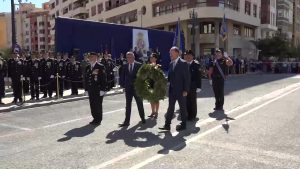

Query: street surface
left=0, top=74, right=300, bottom=169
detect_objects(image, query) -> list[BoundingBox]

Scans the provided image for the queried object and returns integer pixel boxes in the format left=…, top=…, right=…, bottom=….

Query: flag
left=172, top=18, right=185, bottom=52
left=220, top=14, right=227, bottom=41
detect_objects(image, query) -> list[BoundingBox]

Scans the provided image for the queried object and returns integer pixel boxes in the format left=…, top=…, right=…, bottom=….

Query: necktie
left=129, top=64, right=132, bottom=73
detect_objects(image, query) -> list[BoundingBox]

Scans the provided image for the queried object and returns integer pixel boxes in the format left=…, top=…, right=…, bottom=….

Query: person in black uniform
left=183, top=50, right=202, bottom=121
left=22, top=53, right=30, bottom=94
left=28, top=54, right=42, bottom=100
left=63, top=53, right=71, bottom=90
left=0, top=55, right=7, bottom=104
left=42, top=52, right=55, bottom=98
left=81, top=53, right=89, bottom=92
left=70, top=55, right=82, bottom=95
left=8, top=52, right=24, bottom=104
left=101, top=53, right=115, bottom=91
left=55, top=53, right=65, bottom=97
left=116, top=53, right=127, bottom=86
left=85, top=52, right=107, bottom=125
left=208, top=49, right=233, bottom=111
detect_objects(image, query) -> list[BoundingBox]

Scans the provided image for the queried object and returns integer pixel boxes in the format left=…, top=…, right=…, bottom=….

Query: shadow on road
left=105, top=118, right=200, bottom=154
left=209, top=111, right=235, bottom=133
left=57, top=124, right=98, bottom=142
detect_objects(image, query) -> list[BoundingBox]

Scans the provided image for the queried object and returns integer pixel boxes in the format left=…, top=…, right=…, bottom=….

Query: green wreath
left=135, top=64, right=168, bottom=103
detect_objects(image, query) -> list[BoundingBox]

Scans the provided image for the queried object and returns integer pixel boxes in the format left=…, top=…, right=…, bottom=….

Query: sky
left=0, top=0, right=49, bottom=13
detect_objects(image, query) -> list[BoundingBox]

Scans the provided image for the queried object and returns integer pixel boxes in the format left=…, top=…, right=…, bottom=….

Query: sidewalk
left=0, top=88, right=124, bottom=113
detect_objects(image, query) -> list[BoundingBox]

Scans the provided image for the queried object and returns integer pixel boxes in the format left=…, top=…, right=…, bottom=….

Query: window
left=245, top=1, right=251, bottom=15
left=98, top=3, right=103, bottom=14
left=39, top=22, right=45, bottom=26
left=40, top=45, right=45, bottom=49
left=244, top=27, right=254, bottom=37
left=56, top=11, right=59, bottom=17
left=253, top=4, right=257, bottom=17
left=63, top=7, right=68, bottom=14
left=233, top=24, right=241, bottom=35
left=200, top=22, right=215, bottom=34
left=39, top=30, right=45, bottom=34
left=91, top=6, right=96, bottom=16
left=40, top=37, right=45, bottom=42
left=69, top=4, right=72, bottom=10
left=56, top=0, right=59, bottom=5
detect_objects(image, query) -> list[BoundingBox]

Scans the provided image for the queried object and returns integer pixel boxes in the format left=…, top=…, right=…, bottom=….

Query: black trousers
left=124, top=88, right=145, bottom=124
left=212, top=78, right=225, bottom=109
left=71, top=81, right=79, bottom=95
left=88, top=90, right=103, bottom=123
left=12, top=78, right=22, bottom=102
left=165, top=91, right=187, bottom=126
left=42, top=77, right=54, bottom=97
left=23, top=79, right=30, bottom=94
left=30, top=79, right=39, bottom=99
left=187, top=89, right=197, bottom=120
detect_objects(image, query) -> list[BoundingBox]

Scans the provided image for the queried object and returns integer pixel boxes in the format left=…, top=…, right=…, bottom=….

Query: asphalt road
left=0, top=74, right=300, bottom=169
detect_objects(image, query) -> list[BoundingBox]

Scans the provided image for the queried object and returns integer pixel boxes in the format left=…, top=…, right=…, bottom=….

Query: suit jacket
left=168, top=58, right=190, bottom=97
left=85, top=62, right=107, bottom=92
left=120, top=61, right=142, bottom=90
left=189, top=60, right=202, bottom=91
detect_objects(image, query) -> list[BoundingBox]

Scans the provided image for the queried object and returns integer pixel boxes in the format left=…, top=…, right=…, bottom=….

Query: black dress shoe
left=119, top=123, right=130, bottom=127
left=159, top=125, right=170, bottom=131
left=42, top=95, right=47, bottom=99
left=176, top=124, right=186, bottom=131
left=89, top=121, right=101, bottom=125
left=0, top=102, right=5, bottom=105
left=141, top=119, right=146, bottom=124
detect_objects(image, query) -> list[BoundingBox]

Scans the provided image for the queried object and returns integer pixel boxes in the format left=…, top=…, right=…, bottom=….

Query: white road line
left=0, top=123, right=32, bottom=131
left=128, top=84, right=300, bottom=169
left=87, top=82, right=300, bottom=169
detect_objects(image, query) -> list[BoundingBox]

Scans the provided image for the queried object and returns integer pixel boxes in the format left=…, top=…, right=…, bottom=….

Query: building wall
left=0, top=14, right=8, bottom=49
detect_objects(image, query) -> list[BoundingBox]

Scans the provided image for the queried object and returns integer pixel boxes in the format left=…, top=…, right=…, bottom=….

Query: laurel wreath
left=135, top=64, right=167, bottom=103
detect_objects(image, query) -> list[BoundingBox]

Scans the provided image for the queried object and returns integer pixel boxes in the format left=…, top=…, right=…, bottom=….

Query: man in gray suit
left=159, top=47, right=190, bottom=131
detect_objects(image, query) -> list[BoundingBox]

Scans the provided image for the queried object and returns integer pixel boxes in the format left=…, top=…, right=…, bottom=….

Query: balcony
left=199, top=34, right=216, bottom=44
left=73, top=6, right=88, bottom=17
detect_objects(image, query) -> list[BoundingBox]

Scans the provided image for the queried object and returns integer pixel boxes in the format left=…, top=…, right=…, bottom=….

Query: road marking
left=86, top=82, right=300, bottom=169
left=0, top=123, right=32, bottom=131
left=41, top=108, right=125, bottom=129
left=128, top=84, right=300, bottom=169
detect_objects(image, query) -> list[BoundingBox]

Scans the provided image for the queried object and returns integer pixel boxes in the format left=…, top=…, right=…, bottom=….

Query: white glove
left=21, top=77, right=25, bottom=81
left=209, top=80, right=212, bottom=86
left=8, top=77, right=12, bottom=82
left=62, top=76, right=66, bottom=79
left=196, top=88, right=202, bottom=93
left=50, top=75, right=54, bottom=78
left=38, top=77, right=42, bottom=80
left=224, top=52, right=229, bottom=58
left=100, top=91, right=105, bottom=96
left=26, top=77, right=30, bottom=81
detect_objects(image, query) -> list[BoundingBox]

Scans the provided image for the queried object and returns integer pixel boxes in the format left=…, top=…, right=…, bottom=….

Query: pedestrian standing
left=183, top=50, right=202, bottom=121
left=159, top=47, right=190, bottom=131
left=85, top=52, right=107, bottom=125
left=70, top=56, right=82, bottom=95
left=119, top=51, right=145, bottom=127
left=208, top=49, right=233, bottom=111
left=8, top=52, right=23, bottom=104
left=42, top=52, right=55, bottom=98
left=0, top=55, right=7, bottom=104
left=28, top=54, right=42, bottom=100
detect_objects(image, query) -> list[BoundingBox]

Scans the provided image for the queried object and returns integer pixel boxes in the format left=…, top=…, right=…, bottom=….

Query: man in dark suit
left=85, top=52, right=107, bottom=125
left=184, top=50, right=202, bottom=121
left=119, top=51, right=145, bottom=127
left=159, top=47, right=190, bottom=131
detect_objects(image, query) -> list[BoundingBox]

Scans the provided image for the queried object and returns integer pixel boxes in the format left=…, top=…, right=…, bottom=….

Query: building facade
left=0, top=13, right=9, bottom=49
left=277, top=0, right=293, bottom=40
left=260, top=0, right=277, bottom=39
left=49, top=0, right=261, bottom=59
left=292, top=0, right=300, bottom=47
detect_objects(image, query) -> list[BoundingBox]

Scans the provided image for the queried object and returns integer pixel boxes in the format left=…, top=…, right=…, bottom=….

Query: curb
left=0, top=89, right=124, bottom=113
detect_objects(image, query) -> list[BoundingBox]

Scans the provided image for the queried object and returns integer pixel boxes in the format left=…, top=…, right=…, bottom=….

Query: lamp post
left=8, top=0, right=25, bottom=48
left=189, top=9, right=198, bottom=56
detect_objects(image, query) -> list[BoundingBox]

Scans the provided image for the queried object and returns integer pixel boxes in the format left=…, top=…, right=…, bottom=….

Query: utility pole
left=11, top=0, right=17, bottom=47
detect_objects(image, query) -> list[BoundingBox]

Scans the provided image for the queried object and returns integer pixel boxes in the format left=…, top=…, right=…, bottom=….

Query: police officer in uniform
left=42, top=52, right=55, bottom=98
left=28, top=53, right=42, bottom=100
left=116, top=53, right=127, bottom=86
left=81, top=53, right=89, bottom=91
left=183, top=50, right=202, bottom=121
left=22, top=53, right=30, bottom=94
left=70, top=55, right=82, bottom=95
left=101, top=53, right=115, bottom=91
left=208, top=49, right=233, bottom=111
left=63, top=53, right=71, bottom=90
left=8, top=52, right=24, bottom=104
left=55, top=53, right=65, bottom=97
left=0, top=54, right=7, bottom=104
left=85, top=52, right=107, bottom=125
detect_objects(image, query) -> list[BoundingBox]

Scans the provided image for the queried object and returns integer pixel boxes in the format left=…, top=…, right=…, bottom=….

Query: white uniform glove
left=26, top=77, right=30, bottom=81
left=38, top=77, right=42, bottom=80
left=50, top=75, right=54, bottom=78
left=100, top=91, right=105, bottom=96
left=196, top=88, right=202, bottom=93
left=224, top=52, right=229, bottom=58
left=209, top=80, right=213, bottom=86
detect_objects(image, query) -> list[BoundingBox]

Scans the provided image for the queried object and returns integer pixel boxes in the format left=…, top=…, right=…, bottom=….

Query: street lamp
left=189, top=9, right=198, bottom=57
